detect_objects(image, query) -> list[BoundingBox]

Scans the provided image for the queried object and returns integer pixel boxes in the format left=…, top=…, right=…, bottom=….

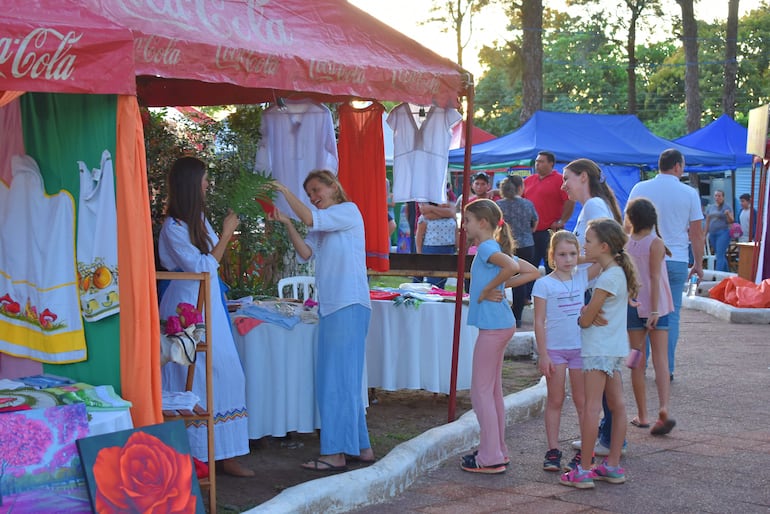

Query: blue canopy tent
left=674, top=114, right=757, bottom=212
left=674, top=114, right=753, bottom=169
left=447, top=111, right=735, bottom=228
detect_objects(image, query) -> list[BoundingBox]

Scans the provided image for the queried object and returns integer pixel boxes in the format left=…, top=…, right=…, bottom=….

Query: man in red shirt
left=523, top=151, right=575, bottom=273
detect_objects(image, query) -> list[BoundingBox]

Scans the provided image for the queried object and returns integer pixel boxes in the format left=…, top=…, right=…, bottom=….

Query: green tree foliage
left=473, top=2, right=770, bottom=137
left=475, top=10, right=627, bottom=134
left=144, top=106, right=304, bottom=297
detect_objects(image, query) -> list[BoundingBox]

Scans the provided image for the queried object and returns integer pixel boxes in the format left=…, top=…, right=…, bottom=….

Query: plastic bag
left=708, top=276, right=770, bottom=308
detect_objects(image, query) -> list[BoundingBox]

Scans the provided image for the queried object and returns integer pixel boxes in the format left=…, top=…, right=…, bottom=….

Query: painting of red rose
left=77, top=421, right=204, bottom=513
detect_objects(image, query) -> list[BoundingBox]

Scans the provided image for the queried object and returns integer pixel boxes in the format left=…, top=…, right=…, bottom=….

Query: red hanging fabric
left=337, top=102, right=389, bottom=271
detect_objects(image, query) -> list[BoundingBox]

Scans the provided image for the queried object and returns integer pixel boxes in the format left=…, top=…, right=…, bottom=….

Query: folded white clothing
left=161, top=390, right=201, bottom=411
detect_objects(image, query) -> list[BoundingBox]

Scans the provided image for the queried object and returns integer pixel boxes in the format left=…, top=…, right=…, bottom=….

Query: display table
left=365, top=300, right=477, bottom=394
left=232, top=321, right=322, bottom=439
left=88, top=409, right=134, bottom=436
left=232, top=299, right=478, bottom=439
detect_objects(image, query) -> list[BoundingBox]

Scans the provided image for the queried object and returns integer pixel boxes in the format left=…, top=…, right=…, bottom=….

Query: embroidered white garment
left=0, top=99, right=24, bottom=187
left=387, top=103, right=462, bottom=204
left=77, top=150, right=119, bottom=321
left=0, top=155, right=86, bottom=363
left=254, top=100, right=338, bottom=217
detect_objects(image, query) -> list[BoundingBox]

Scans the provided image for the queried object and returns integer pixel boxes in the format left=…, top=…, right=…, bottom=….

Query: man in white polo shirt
left=628, top=148, right=705, bottom=381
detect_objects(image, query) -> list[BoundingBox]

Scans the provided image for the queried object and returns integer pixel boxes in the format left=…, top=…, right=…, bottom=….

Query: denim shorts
left=582, top=356, right=624, bottom=377
left=547, top=348, right=582, bottom=368
left=627, top=305, right=669, bottom=331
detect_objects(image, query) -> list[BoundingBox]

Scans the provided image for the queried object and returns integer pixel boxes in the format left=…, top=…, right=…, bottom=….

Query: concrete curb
left=247, top=376, right=547, bottom=513
left=682, top=293, right=770, bottom=323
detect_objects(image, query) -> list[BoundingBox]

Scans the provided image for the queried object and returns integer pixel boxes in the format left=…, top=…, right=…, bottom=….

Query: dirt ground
left=214, top=355, right=542, bottom=513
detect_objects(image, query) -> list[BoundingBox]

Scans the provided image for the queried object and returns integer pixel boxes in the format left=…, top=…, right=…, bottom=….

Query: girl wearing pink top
left=624, top=198, right=676, bottom=436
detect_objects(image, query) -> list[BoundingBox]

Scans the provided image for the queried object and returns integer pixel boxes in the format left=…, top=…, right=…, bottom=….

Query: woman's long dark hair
left=165, top=157, right=212, bottom=254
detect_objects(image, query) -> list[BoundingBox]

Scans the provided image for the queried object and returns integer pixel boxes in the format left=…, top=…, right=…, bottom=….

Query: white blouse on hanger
left=387, top=102, right=461, bottom=204
left=254, top=100, right=338, bottom=217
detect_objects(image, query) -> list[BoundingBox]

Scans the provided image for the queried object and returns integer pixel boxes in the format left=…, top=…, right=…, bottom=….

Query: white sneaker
left=570, top=440, right=627, bottom=456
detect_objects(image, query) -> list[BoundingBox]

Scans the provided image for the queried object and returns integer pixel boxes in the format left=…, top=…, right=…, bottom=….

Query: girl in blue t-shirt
left=460, top=199, right=540, bottom=474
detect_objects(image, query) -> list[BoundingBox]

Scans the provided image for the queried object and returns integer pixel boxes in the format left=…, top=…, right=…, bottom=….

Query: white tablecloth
left=233, top=321, right=322, bottom=440
left=233, top=299, right=478, bottom=439
left=88, top=409, right=134, bottom=436
left=365, top=299, right=477, bottom=394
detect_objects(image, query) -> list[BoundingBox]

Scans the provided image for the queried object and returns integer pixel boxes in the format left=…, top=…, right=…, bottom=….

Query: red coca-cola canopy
left=82, top=0, right=468, bottom=107
left=0, top=0, right=136, bottom=95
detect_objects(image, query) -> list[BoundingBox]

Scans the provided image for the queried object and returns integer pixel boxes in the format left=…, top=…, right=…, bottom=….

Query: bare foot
left=358, top=448, right=375, bottom=462
left=220, top=458, right=255, bottom=477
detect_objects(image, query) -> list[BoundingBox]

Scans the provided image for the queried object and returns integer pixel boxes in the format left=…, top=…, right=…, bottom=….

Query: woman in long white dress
left=159, top=156, right=253, bottom=477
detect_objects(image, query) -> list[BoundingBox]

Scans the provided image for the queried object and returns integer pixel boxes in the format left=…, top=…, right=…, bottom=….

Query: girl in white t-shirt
left=561, top=219, right=639, bottom=490
left=533, top=231, right=600, bottom=473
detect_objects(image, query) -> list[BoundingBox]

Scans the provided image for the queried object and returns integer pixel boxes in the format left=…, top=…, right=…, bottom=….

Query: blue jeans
left=666, top=261, right=688, bottom=375
left=708, top=229, right=731, bottom=272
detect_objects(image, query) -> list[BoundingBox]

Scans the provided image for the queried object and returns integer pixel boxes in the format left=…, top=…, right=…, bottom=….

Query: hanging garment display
left=0, top=99, right=24, bottom=186
left=387, top=102, right=462, bottom=204
left=77, top=149, right=119, bottom=321
left=337, top=101, right=389, bottom=271
left=254, top=99, right=338, bottom=217
left=0, top=155, right=86, bottom=363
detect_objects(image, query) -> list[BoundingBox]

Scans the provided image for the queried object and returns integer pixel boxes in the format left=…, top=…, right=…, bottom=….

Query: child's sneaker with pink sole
left=559, top=466, right=595, bottom=489
left=592, top=460, right=626, bottom=484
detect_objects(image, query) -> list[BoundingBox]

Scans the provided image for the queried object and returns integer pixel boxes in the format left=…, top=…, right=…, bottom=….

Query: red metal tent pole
left=448, top=78, right=475, bottom=423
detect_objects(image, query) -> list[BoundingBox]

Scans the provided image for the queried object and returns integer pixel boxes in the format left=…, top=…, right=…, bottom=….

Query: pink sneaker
left=559, top=466, right=595, bottom=489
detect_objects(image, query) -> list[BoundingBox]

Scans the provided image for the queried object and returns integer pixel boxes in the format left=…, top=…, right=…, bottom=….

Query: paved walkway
left=349, top=308, right=770, bottom=514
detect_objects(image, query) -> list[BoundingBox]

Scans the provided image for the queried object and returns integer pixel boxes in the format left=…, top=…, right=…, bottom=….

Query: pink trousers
left=471, top=326, right=516, bottom=467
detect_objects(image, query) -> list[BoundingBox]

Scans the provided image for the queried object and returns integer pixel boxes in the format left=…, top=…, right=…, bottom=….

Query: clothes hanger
left=271, top=89, right=287, bottom=111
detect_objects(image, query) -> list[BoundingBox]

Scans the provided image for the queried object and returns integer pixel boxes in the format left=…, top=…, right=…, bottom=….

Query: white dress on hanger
left=254, top=100, right=338, bottom=217
left=387, top=103, right=461, bottom=204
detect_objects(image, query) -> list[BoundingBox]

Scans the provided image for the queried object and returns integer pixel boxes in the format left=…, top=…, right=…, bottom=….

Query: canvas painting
left=0, top=403, right=91, bottom=513
left=77, top=420, right=205, bottom=513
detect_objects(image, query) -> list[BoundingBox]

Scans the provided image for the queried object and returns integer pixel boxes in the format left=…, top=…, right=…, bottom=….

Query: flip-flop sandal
left=301, top=458, right=348, bottom=472
left=345, top=455, right=377, bottom=465
left=630, top=417, right=651, bottom=428
left=650, top=418, right=676, bottom=436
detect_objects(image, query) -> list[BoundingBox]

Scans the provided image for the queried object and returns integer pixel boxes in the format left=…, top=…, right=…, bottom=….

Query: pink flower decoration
left=177, top=303, right=202, bottom=328
left=165, top=315, right=183, bottom=335
left=176, top=302, right=196, bottom=315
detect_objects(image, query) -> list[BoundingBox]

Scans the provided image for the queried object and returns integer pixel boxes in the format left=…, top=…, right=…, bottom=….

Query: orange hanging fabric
left=337, top=102, right=390, bottom=271
left=116, top=96, right=163, bottom=427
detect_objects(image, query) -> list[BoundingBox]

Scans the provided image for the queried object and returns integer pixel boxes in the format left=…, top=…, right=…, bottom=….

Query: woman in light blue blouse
left=272, top=170, right=373, bottom=472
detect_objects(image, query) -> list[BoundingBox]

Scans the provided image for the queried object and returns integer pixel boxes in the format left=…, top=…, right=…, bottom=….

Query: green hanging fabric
left=21, top=93, right=122, bottom=392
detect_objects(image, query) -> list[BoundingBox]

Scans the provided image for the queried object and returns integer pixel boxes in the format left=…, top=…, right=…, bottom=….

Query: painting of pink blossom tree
left=0, top=403, right=90, bottom=513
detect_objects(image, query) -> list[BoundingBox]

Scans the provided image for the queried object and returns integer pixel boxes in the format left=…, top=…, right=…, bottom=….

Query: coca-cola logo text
left=391, top=70, right=441, bottom=95
left=309, top=60, right=366, bottom=84
left=216, top=47, right=279, bottom=76
left=0, top=28, right=79, bottom=81
left=135, top=36, right=181, bottom=66
left=112, top=0, right=292, bottom=46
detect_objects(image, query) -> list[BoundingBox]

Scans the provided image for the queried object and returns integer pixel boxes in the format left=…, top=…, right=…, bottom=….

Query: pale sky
left=349, top=0, right=765, bottom=78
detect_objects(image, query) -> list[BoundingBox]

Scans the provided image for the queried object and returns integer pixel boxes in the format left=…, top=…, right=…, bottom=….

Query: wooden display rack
left=156, top=271, right=216, bottom=513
